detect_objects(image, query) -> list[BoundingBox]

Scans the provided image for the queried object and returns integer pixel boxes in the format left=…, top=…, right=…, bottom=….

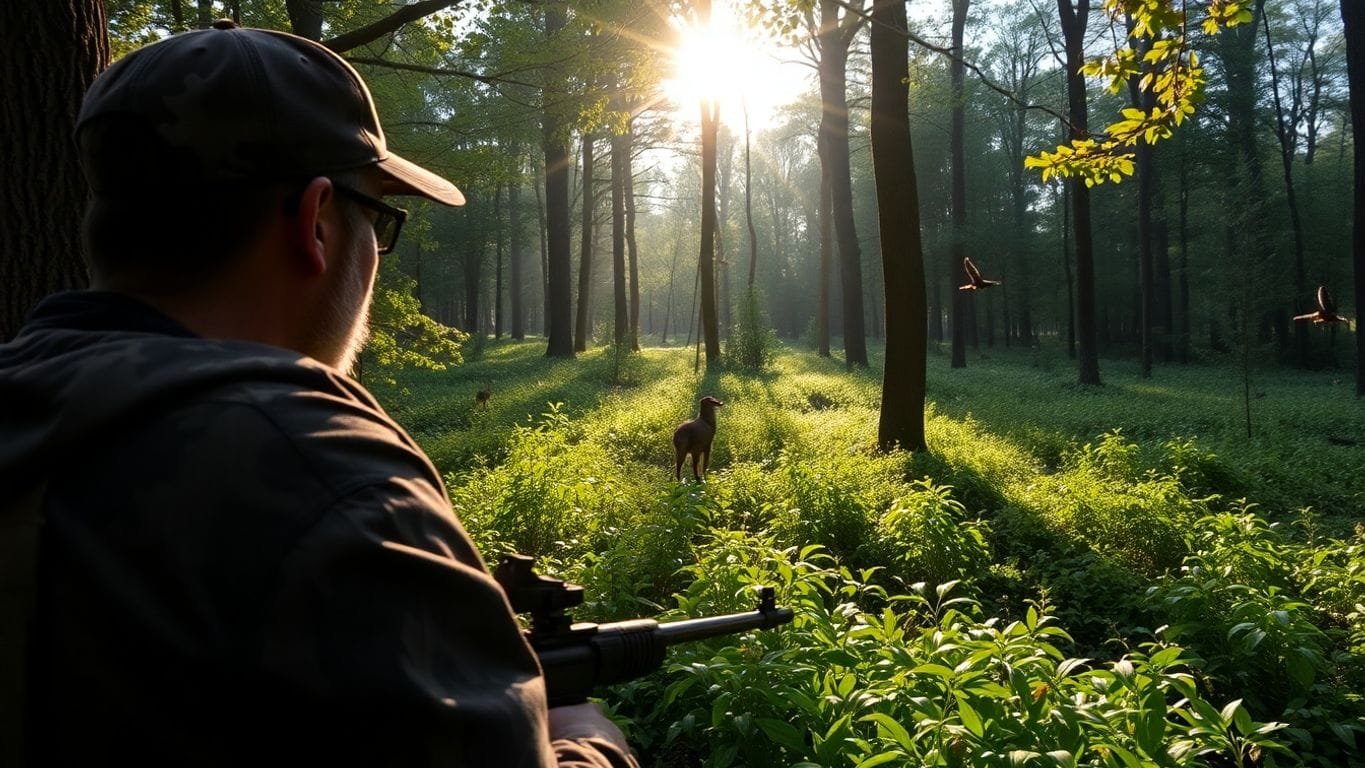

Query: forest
left=4, top=0, right=1365, bottom=764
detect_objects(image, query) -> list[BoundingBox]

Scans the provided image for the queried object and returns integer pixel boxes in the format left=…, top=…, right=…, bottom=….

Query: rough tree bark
left=1058, top=0, right=1101, bottom=384
left=0, top=0, right=107, bottom=342
left=870, top=0, right=927, bottom=452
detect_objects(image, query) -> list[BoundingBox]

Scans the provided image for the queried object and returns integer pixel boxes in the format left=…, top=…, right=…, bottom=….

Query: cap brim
left=377, top=152, right=465, bottom=206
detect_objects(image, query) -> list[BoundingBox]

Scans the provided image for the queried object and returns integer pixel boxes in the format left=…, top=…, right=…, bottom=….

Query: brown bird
left=1293, top=286, right=1350, bottom=325
left=959, top=257, right=1000, bottom=291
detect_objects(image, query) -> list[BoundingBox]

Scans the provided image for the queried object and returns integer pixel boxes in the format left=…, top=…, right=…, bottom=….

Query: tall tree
left=1342, top=0, right=1365, bottom=396
left=574, top=130, right=596, bottom=352
left=1058, top=0, right=1101, bottom=385
left=1263, top=6, right=1312, bottom=363
left=611, top=121, right=628, bottom=347
left=816, top=0, right=869, bottom=368
left=542, top=2, right=574, bottom=358
left=1, top=0, right=107, bottom=342
left=510, top=161, right=526, bottom=340
left=870, top=0, right=927, bottom=452
left=949, top=0, right=970, bottom=369
left=1127, top=27, right=1157, bottom=378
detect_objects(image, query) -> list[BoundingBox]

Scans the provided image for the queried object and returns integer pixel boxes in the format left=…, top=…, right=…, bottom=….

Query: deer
left=475, top=382, right=492, bottom=409
left=673, top=395, right=724, bottom=482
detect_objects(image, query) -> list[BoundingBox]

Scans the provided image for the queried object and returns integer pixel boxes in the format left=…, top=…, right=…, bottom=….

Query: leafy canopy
left=1026, top=0, right=1256, bottom=186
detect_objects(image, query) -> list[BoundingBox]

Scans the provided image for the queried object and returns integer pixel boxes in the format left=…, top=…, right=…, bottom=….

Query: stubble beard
left=312, top=215, right=375, bottom=373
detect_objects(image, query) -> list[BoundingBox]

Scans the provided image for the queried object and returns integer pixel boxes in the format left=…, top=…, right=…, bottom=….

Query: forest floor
left=375, top=339, right=1365, bottom=766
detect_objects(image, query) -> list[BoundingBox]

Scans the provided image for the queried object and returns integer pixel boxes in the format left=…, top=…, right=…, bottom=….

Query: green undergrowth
left=376, top=339, right=1365, bottom=766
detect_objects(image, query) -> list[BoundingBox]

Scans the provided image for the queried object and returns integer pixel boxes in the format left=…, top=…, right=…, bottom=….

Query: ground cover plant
left=378, top=341, right=1365, bottom=767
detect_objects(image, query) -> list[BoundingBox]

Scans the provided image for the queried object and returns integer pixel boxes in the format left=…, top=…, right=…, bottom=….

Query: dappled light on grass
left=377, top=341, right=1365, bottom=766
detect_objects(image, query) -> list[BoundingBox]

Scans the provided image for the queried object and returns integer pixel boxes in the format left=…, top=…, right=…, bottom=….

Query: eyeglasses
left=332, top=184, right=407, bottom=255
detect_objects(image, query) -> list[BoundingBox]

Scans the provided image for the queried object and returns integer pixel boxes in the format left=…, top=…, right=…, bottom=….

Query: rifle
left=494, top=554, right=794, bottom=707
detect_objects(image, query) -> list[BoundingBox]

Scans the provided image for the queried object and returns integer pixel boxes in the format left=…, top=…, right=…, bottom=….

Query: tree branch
left=323, top=0, right=464, bottom=53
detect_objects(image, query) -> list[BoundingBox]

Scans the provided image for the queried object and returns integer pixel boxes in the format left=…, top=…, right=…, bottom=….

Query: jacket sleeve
left=257, top=475, right=635, bottom=768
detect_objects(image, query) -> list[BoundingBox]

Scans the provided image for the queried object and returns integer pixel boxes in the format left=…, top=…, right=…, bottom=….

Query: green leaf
left=861, top=713, right=914, bottom=751
left=956, top=694, right=985, bottom=738
left=756, top=718, right=806, bottom=752
left=855, top=752, right=906, bottom=768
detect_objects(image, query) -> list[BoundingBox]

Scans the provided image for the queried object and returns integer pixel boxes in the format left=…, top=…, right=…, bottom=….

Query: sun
left=660, top=6, right=804, bottom=131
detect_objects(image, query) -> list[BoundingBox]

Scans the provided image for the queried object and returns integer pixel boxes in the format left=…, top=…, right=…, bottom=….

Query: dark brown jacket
left=0, top=291, right=633, bottom=767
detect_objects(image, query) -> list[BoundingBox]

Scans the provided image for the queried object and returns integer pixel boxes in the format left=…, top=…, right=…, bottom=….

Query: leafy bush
left=617, top=532, right=1292, bottom=768
left=872, top=480, right=991, bottom=590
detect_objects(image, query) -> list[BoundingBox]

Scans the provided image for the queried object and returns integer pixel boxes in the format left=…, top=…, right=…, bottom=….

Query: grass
left=373, top=338, right=1365, bottom=766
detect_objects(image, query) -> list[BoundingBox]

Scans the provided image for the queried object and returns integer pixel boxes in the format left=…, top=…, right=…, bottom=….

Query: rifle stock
left=495, top=555, right=793, bottom=707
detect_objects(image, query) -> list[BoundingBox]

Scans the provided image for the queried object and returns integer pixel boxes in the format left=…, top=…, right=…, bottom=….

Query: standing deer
left=673, top=395, right=724, bottom=481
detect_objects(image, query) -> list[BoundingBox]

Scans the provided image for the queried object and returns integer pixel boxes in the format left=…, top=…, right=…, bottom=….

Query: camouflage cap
left=75, top=20, right=464, bottom=206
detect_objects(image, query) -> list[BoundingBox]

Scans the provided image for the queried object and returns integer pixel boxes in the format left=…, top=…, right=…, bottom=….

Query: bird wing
left=1292, top=312, right=1318, bottom=321
left=963, top=257, right=982, bottom=283
left=1318, top=286, right=1337, bottom=315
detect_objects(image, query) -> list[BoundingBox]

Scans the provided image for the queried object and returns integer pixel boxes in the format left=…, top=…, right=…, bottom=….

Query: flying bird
left=959, top=257, right=1000, bottom=291
left=1293, top=286, right=1350, bottom=325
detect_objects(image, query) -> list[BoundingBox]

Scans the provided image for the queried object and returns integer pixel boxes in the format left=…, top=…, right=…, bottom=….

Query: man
left=0, top=21, right=635, bottom=767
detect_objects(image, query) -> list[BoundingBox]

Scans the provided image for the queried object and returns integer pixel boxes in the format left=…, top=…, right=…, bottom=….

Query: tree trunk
left=870, top=0, right=927, bottom=452
left=1263, top=9, right=1312, bottom=365
left=463, top=203, right=485, bottom=336
left=611, top=128, right=628, bottom=347
left=0, top=0, right=106, bottom=342
left=510, top=170, right=525, bottom=340
left=493, top=182, right=504, bottom=339
left=1059, top=0, right=1100, bottom=385
left=574, top=132, right=595, bottom=352
left=1128, top=29, right=1155, bottom=378
left=624, top=121, right=640, bottom=351
left=1060, top=180, right=1075, bottom=359
left=718, top=128, right=733, bottom=338
left=286, top=0, right=323, bottom=39
left=818, top=0, right=869, bottom=368
left=817, top=133, right=833, bottom=357
left=949, top=0, right=969, bottom=369
left=699, top=97, right=721, bottom=365
left=542, top=5, right=574, bottom=357
left=745, top=106, right=759, bottom=289
left=1342, top=0, right=1365, bottom=395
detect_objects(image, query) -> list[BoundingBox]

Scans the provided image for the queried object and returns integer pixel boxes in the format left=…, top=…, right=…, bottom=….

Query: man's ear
left=292, top=176, right=335, bottom=277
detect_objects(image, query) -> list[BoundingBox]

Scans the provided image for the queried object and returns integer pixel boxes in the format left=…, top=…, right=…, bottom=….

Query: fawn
left=673, top=395, right=724, bottom=481
left=475, top=382, right=492, bottom=409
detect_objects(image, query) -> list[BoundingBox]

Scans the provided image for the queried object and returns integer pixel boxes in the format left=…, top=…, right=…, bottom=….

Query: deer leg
left=700, top=449, right=709, bottom=479
left=691, top=452, right=701, bottom=481
left=674, top=450, right=684, bottom=481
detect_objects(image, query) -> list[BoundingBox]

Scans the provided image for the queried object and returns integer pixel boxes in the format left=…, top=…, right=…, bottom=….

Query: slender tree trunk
left=662, top=224, right=682, bottom=345
left=817, top=134, right=833, bottom=357
left=197, top=0, right=213, bottom=28
left=611, top=128, right=628, bottom=347
left=718, top=128, right=733, bottom=338
left=1059, top=0, right=1100, bottom=384
left=624, top=121, right=640, bottom=351
left=1263, top=9, right=1312, bottom=365
left=493, top=183, right=504, bottom=339
left=699, top=98, right=721, bottom=365
left=1, top=0, right=106, bottom=342
left=818, top=0, right=869, bottom=368
left=510, top=170, right=525, bottom=340
left=745, top=105, right=759, bottom=289
left=870, top=0, right=927, bottom=452
left=1060, top=179, right=1076, bottom=359
left=949, top=0, right=970, bottom=369
left=464, top=204, right=485, bottom=336
left=1128, top=30, right=1155, bottom=379
left=574, top=132, right=595, bottom=352
left=1342, top=0, right=1365, bottom=395
left=536, top=166, right=549, bottom=337
left=542, top=4, right=573, bottom=357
